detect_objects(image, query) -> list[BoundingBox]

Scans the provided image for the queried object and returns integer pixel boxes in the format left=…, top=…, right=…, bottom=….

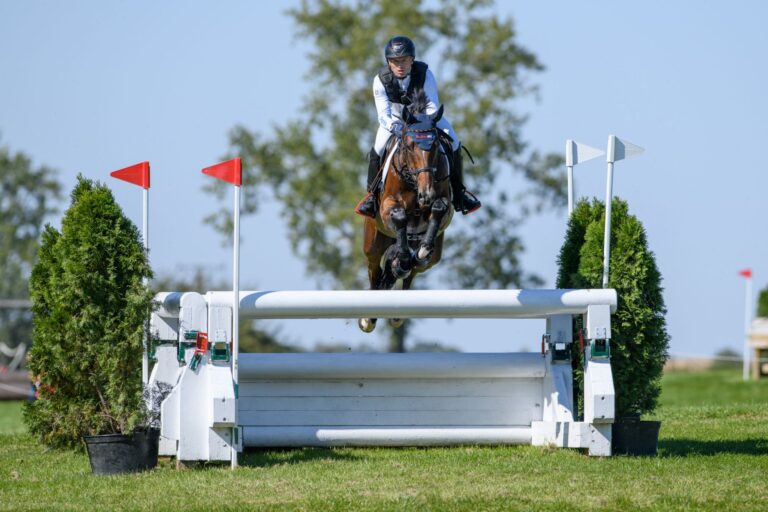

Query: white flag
left=607, top=135, right=644, bottom=163
left=565, top=140, right=605, bottom=166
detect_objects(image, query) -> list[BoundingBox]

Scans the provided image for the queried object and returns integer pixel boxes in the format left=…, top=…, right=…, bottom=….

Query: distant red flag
left=202, top=157, right=242, bottom=186
left=739, top=269, right=752, bottom=278
left=110, top=161, right=150, bottom=189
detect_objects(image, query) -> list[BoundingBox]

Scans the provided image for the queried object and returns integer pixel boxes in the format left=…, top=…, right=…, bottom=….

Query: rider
left=355, top=36, right=481, bottom=218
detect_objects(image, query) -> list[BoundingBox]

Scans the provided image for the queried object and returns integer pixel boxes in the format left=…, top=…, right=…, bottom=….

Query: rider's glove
left=390, top=121, right=404, bottom=136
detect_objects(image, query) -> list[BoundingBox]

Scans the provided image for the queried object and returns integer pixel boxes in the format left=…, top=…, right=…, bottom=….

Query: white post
left=232, top=184, right=240, bottom=469
left=743, top=274, right=753, bottom=381
left=142, top=187, right=150, bottom=385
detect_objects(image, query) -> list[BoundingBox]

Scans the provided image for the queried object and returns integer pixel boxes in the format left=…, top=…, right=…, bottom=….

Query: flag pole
left=566, top=140, right=575, bottom=216
left=201, top=157, right=242, bottom=469
left=565, top=139, right=604, bottom=217
left=109, top=161, right=151, bottom=385
left=602, top=135, right=644, bottom=288
left=742, top=270, right=753, bottom=381
left=142, top=183, right=149, bottom=385
left=232, top=177, right=241, bottom=469
left=602, top=160, right=615, bottom=289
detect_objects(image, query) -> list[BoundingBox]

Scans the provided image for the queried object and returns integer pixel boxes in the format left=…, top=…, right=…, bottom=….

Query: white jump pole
left=565, top=140, right=604, bottom=216
left=603, top=136, right=644, bottom=288
left=208, top=288, right=618, bottom=319
left=110, top=161, right=151, bottom=384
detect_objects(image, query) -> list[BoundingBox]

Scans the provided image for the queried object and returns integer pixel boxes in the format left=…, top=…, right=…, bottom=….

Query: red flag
left=739, top=269, right=752, bottom=278
left=110, top=161, right=150, bottom=189
left=202, top=157, right=242, bottom=186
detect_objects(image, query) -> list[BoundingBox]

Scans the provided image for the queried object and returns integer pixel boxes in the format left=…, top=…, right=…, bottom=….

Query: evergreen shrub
left=24, top=176, right=153, bottom=449
left=556, top=197, right=669, bottom=417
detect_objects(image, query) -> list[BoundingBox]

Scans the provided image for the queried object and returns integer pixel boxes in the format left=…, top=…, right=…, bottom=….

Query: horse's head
left=399, top=95, right=446, bottom=210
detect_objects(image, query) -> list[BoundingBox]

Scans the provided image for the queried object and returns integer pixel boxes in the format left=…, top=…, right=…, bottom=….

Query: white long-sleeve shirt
left=373, top=68, right=440, bottom=131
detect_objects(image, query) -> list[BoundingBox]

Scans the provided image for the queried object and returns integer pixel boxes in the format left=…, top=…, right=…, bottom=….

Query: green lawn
left=1, top=369, right=767, bottom=511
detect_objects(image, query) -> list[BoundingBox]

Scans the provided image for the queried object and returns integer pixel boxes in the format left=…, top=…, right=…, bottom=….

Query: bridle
left=394, top=125, right=448, bottom=189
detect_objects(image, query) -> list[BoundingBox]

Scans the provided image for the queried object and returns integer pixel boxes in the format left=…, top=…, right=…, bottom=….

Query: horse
left=358, top=90, right=454, bottom=333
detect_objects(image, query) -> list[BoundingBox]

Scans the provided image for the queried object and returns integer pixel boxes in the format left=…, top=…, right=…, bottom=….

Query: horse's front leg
left=389, top=205, right=414, bottom=279
left=415, top=197, right=449, bottom=266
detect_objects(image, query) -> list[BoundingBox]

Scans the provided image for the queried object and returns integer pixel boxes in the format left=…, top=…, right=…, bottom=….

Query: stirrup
left=458, top=190, right=481, bottom=215
left=355, top=193, right=377, bottom=218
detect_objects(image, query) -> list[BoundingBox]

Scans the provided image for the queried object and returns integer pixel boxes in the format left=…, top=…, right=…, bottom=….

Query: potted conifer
left=556, top=198, right=670, bottom=455
left=24, top=175, right=156, bottom=474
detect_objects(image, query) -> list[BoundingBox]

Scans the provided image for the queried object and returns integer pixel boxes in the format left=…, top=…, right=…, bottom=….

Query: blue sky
left=2, top=1, right=767, bottom=356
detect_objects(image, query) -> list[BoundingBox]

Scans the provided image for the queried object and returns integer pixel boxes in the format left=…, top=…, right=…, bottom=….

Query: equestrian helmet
left=384, top=36, right=416, bottom=60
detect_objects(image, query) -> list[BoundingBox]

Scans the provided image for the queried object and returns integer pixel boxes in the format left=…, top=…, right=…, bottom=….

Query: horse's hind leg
left=388, top=274, right=416, bottom=329
left=360, top=219, right=389, bottom=333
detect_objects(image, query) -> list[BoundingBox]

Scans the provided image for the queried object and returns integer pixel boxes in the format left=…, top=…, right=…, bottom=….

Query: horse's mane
left=407, top=88, right=429, bottom=115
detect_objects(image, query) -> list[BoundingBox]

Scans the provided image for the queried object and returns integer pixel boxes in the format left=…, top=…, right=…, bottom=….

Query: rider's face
left=388, top=56, right=414, bottom=79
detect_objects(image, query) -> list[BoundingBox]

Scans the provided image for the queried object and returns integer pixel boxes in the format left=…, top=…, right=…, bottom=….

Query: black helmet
left=384, top=36, right=416, bottom=60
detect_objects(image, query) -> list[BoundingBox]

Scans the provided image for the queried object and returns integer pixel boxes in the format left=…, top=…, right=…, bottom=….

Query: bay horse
left=359, top=90, right=454, bottom=333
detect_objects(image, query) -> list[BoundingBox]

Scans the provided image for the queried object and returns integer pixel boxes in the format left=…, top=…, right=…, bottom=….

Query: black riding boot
left=450, top=148, right=481, bottom=215
left=355, top=149, right=381, bottom=218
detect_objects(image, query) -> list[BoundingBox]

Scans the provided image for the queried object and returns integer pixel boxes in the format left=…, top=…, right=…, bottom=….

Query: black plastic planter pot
left=133, top=428, right=160, bottom=470
left=612, top=419, right=661, bottom=456
left=84, top=428, right=159, bottom=475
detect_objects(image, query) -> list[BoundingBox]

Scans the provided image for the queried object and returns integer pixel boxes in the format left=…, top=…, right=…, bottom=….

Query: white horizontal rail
left=206, top=289, right=617, bottom=319
left=242, top=426, right=533, bottom=447
left=239, top=352, right=545, bottom=379
left=153, top=292, right=184, bottom=317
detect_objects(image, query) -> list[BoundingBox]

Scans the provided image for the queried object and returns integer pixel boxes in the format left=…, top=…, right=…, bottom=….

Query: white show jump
left=149, top=288, right=617, bottom=462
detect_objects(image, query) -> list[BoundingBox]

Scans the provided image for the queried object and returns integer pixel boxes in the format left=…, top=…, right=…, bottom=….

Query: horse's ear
left=432, top=104, right=444, bottom=123
left=402, top=107, right=415, bottom=125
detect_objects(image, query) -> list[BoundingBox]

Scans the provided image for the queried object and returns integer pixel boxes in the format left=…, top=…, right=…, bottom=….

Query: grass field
left=1, top=369, right=767, bottom=511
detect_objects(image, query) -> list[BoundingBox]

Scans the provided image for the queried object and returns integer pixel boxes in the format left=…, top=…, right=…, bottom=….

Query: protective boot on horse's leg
left=449, top=147, right=481, bottom=215
left=389, top=206, right=414, bottom=279
left=416, top=197, right=449, bottom=267
left=355, top=149, right=381, bottom=218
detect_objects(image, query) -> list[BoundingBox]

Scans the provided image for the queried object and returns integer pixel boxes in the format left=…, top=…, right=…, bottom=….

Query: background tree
left=204, top=0, right=564, bottom=351
left=757, top=286, right=768, bottom=318
left=0, top=140, right=61, bottom=363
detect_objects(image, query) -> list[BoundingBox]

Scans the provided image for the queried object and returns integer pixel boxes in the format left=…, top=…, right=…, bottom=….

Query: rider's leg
left=449, top=147, right=481, bottom=215
left=355, top=128, right=390, bottom=218
left=355, top=149, right=382, bottom=218
left=437, top=118, right=481, bottom=215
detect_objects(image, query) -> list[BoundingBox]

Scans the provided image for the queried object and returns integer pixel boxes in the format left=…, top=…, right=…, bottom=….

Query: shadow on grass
left=659, top=438, right=768, bottom=457
left=240, top=447, right=361, bottom=468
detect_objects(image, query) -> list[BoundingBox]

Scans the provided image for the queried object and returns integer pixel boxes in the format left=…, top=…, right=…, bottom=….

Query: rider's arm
left=373, top=75, right=398, bottom=131
left=423, top=70, right=440, bottom=115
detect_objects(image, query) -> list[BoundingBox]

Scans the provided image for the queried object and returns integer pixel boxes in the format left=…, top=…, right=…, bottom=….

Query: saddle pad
left=380, top=139, right=399, bottom=188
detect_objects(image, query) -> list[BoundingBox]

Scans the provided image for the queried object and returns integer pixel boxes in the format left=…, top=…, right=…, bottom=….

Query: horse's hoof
left=388, top=318, right=404, bottom=329
left=417, top=246, right=431, bottom=261
left=358, top=318, right=377, bottom=333
left=415, top=246, right=433, bottom=267
left=391, top=258, right=413, bottom=280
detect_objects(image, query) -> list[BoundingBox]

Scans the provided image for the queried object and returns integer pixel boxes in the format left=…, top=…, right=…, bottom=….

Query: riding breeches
left=373, top=118, right=460, bottom=156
